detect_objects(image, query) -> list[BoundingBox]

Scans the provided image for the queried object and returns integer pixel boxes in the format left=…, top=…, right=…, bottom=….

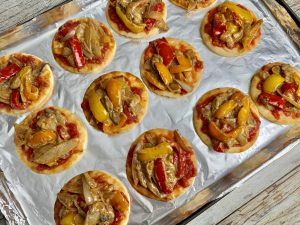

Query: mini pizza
left=170, top=0, right=217, bottom=11
left=140, top=37, right=203, bottom=98
left=194, top=88, right=260, bottom=153
left=201, top=1, right=263, bottom=57
left=81, top=71, right=148, bottom=135
left=14, top=106, right=87, bottom=174
left=126, top=129, right=197, bottom=201
left=54, top=171, right=130, bottom=225
left=250, top=63, right=300, bottom=124
left=0, top=53, right=54, bottom=116
left=106, top=0, right=168, bottom=38
left=52, top=18, right=116, bottom=74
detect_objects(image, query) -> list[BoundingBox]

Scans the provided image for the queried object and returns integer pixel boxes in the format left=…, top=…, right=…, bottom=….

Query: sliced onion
left=61, top=29, right=76, bottom=42
left=82, top=174, right=94, bottom=205
left=175, top=79, right=193, bottom=93
left=277, top=90, right=300, bottom=109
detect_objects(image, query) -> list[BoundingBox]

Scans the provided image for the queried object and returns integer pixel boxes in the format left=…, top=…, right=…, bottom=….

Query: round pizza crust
left=126, top=128, right=197, bottom=201
left=54, top=170, right=131, bottom=225
left=140, top=38, right=203, bottom=98
left=105, top=0, right=167, bottom=39
left=52, top=18, right=116, bottom=74
left=200, top=3, right=262, bottom=57
left=193, top=88, right=260, bottom=153
left=0, top=53, right=54, bottom=116
left=250, top=62, right=300, bottom=124
left=14, top=106, right=87, bottom=174
left=82, top=71, right=148, bottom=135
left=170, top=0, right=217, bottom=11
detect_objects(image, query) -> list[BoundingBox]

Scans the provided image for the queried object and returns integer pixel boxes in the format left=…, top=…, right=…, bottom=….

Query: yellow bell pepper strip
left=230, top=92, right=245, bottom=102
left=292, top=73, right=300, bottom=95
left=226, top=22, right=239, bottom=34
left=28, top=130, right=57, bottom=148
left=88, top=91, right=109, bottom=122
left=60, top=212, right=76, bottom=225
left=116, top=4, right=145, bottom=33
left=214, top=100, right=237, bottom=119
left=144, top=71, right=166, bottom=90
left=208, top=121, right=243, bottom=142
left=21, top=67, right=39, bottom=101
left=176, top=55, right=192, bottom=67
left=169, top=65, right=192, bottom=74
left=111, top=191, right=129, bottom=212
left=220, top=2, right=254, bottom=24
left=137, top=142, right=173, bottom=161
left=155, top=62, right=173, bottom=86
left=106, top=79, right=126, bottom=109
left=237, top=97, right=250, bottom=126
left=103, top=113, right=127, bottom=133
left=263, top=73, right=285, bottom=94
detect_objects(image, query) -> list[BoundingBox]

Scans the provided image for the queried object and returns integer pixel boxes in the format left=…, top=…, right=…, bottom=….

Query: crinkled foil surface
left=0, top=0, right=300, bottom=224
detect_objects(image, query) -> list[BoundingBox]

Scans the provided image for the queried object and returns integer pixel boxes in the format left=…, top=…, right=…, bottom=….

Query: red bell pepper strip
left=68, top=36, right=85, bottom=68
left=257, top=92, right=285, bottom=109
left=152, top=2, right=164, bottom=12
left=153, top=38, right=175, bottom=66
left=10, top=90, right=24, bottom=109
left=144, top=18, right=156, bottom=31
left=154, top=158, right=171, bottom=194
left=212, top=25, right=226, bottom=38
left=172, top=144, right=186, bottom=177
left=281, top=82, right=297, bottom=94
left=0, top=64, right=21, bottom=83
left=58, top=21, right=80, bottom=37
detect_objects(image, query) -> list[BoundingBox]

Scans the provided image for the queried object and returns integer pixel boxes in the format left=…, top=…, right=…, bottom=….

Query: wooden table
left=0, top=1, right=299, bottom=225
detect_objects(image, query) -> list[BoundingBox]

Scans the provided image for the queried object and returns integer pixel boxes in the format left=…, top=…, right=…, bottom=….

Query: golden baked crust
left=82, top=71, right=148, bottom=135
left=52, top=18, right=116, bottom=74
left=170, top=0, right=217, bottom=11
left=250, top=62, right=300, bottom=124
left=140, top=38, right=203, bottom=98
left=126, top=128, right=197, bottom=201
left=14, top=106, right=87, bottom=174
left=0, top=53, right=54, bottom=116
left=54, top=171, right=130, bottom=225
left=194, top=88, right=260, bottom=153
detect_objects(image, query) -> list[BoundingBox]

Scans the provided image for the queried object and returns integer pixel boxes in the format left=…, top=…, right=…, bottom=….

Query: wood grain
left=286, top=0, right=300, bottom=17
left=219, top=165, right=300, bottom=225
left=0, top=0, right=68, bottom=33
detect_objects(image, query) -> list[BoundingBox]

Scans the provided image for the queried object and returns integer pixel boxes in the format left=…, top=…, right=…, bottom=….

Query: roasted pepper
left=155, top=62, right=173, bottom=86
left=58, top=21, right=80, bottom=37
left=20, top=66, right=39, bottom=101
left=106, top=78, right=126, bottom=109
left=28, top=130, right=57, bottom=148
left=237, top=97, right=250, bottom=126
left=277, top=90, right=300, bottom=109
left=60, top=212, right=76, bottom=225
left=88, top=91, right=109, bottom=122
left=154, top=38, right=175, bottom=66
left=257, top=92, right=285, bottom=109
left=144, top=71, right=166, bottom=90
left=215, top=100, right=237, bottom=119
left=0, top=63, right=21, bottom=83
left=220, top=2, right=254, bottom=24
left=169, top=65, right=192, bottom=74
left=111, top=191, right=128, bottom=212
left=292, top=73, right=300, bottom=95
left=103, top=113, right=127, bottom=133
left=280, top=82, right=297, bottom=94
left=68, top=36, right=85, bottom=68
left=116, top=4, right=145, bottom=33
left=137, top=142, right=173, bottom=161
left=176, top=55, right=192, bottom=67
left=263, top=73, right=285, bottom=94
left=227, top=22, right=239, bottom=34
left=208, top=121, right=243, bottom=142
left=10, top=90, right=24, bottom=109
left=154, top=158, right=171, bottom=194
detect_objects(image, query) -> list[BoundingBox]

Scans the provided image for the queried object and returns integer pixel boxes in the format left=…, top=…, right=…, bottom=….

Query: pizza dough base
left=170, top=0, right=217, bottom=11
left=193, top=88, right=260, bottom=153
left=0, top=53, right=54, bottom=116
left=140, top=38, right=203, bottom=98
left=126, top=128, right=197, bottom=201
left=250, top=62, right=300, bottom=124
left=52, top=18, right=116, bottom=74
left=14, top=106, right=87, bottom=174
left=105, top=0, right=167, bottom=39
left=54, top=170, right=130, bottom=225
left=82, top=71, right=148, bottom=135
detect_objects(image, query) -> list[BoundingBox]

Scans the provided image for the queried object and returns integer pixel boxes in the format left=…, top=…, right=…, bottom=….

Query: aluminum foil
left=0, top=0, right=299, bottom=224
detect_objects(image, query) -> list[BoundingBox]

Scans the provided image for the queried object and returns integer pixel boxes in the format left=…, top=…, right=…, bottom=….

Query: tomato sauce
left=131, top=87, right=143, bottom=96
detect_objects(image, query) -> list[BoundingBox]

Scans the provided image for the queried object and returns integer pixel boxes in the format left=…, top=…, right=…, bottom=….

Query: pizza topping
left=68, top=36, right=86, bottom=68
left=57, top=172, right=129, bottom=225
left=143, top=38, right=203, bottom=96
left=0, top=63, right=21, bottom=83
left=89, top=91, right=109, bottom=123
left=197, top=89, right=260, bottom=151
left=131, top=130, right=196, bottom=198
left=110, top=0, right=168, bottom=34
left=14, top=107, right=81, bottom=169
left=256, top=63, right=300, bottom=119
left=205, top=2, right=263, bottom=50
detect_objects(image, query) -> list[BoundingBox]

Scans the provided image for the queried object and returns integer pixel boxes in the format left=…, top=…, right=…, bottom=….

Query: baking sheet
left=0, top=0, right=300, bottom=224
